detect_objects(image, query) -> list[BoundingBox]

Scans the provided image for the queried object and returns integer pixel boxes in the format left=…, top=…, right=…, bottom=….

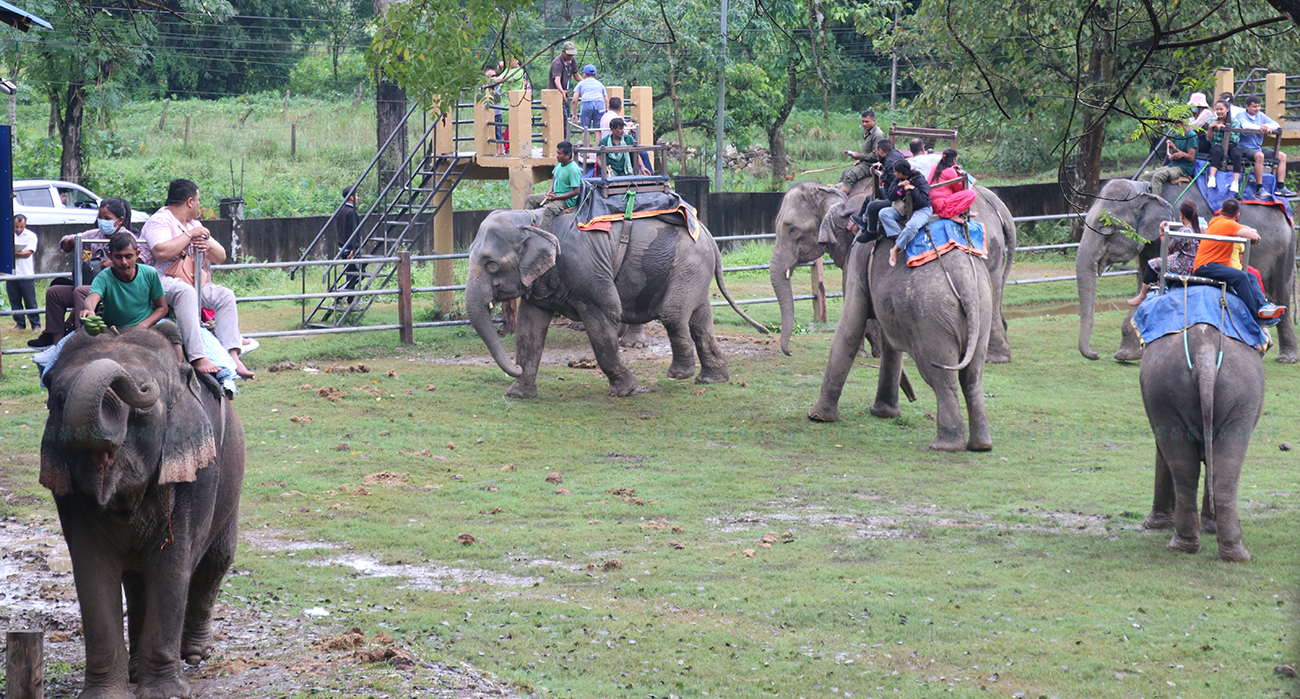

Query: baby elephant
left=1139, top=324, right=1264, bottom=562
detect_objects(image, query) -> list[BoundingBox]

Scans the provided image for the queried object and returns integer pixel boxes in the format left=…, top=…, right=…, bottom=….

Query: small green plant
left=1097, top=208, right=1144, bottom=244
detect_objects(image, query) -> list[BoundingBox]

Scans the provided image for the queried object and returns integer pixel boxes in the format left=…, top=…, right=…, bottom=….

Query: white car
left=12, top=180, right=149, bottom=226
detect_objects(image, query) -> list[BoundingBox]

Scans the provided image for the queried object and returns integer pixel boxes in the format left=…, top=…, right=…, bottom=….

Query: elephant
left=814, top=187, right=1016, bottom=363
left=40, top=328, right=246, bottom=699
left=807, top=212, right=995, bottom=452
left=770, top=181, right=849, bottom=355
left=1076, top=178, right=1298, bottom=362
left=466, top=209, right=769, bottom=398
left=1139, top=324, right=1264, bottom=562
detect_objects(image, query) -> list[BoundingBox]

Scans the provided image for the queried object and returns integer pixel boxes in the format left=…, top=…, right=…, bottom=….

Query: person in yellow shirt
left=1190, top=199, right=1284, bottom=326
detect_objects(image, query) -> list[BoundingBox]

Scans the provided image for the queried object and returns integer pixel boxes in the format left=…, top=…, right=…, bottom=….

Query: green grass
left=0, top=254, right=1296, bottom=698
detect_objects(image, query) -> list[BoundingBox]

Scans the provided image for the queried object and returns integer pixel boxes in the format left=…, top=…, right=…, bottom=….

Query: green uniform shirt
left=599, top=133, right=638, bottom=176
left=859, top=125, right=885, bottom=164
left=89, top=262, right=164, bottom=329
left=552, top=160, right=583, bottom=198
left=1168, top=128, right=1198, bottom=177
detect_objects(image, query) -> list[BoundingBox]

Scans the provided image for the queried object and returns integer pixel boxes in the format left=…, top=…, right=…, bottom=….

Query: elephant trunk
left=465, top=274, right=523, bottom=378
left=63, top=358, right=159, bottom=451
left=770, top=257, right=798, bottom=356
left=1075, top=231, right=1104, bottom=360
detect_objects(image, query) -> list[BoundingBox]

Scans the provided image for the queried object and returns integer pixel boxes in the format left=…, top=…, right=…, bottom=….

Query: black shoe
left=27, top=332, right=55, bottom=348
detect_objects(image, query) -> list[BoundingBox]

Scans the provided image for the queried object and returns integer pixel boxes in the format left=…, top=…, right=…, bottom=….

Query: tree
left=16, top=0, right=232, bottom=183
left=902, top=0, right=1300, bottom=202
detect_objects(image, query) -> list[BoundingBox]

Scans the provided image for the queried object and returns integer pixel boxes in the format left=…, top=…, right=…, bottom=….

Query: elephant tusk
left=489, top=302, right=495, bottom=310
left=785, top=269, right=791, bottom=279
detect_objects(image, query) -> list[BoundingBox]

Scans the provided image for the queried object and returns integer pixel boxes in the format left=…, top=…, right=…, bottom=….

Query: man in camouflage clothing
left=839, top=110, right=885, bottom=194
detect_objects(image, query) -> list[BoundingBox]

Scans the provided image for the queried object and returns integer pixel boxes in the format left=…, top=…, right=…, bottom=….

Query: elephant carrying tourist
left=808, top=198, right=995, bottom=452
left=40, top=328, right=246, bottom=699
left=466, top=209, right=768, bottom=398
left=1076, top=178, right=1298, bottom=362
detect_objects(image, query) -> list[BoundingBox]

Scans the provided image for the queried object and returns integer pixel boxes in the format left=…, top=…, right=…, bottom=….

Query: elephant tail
left=713, top=244, right=770, bottom=334
left=932, top=254, right=985, bottom=372
left=1193, top=329, right=1219, bottom=521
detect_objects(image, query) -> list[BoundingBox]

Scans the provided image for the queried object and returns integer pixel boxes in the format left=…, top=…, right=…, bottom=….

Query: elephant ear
left=517, top=226, right=561, bottom=288
left=158, top=365, right=218, bottom=485
left=1134, top=193, right=1175, bottom=243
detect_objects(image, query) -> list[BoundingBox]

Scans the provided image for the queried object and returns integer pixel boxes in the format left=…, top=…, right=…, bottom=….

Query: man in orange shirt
left=1190, top=198, right=1284, bottom=326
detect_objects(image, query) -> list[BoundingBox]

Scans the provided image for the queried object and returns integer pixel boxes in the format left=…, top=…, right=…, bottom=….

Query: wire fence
left=3, top=208, right=1296, bottom=356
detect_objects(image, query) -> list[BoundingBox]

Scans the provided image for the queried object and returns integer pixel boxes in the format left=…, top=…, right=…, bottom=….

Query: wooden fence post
left=183, top=115, right=190, bottom=149
left=282, top=90, right=290, bottom=120
left=290, top=123, right=297, bottom=158
left=238, top=107, right=253, bottom=126
left=397, top=251, right=413, bottom=345
left=158, top=100, right=169, bottom=131
left=813, top=258, right=827, bottom=323
left=6, top=630, right=44, bottom=699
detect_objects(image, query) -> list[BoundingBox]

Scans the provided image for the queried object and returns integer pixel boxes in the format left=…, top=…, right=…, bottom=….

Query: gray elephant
left=1139, top=324, right=1264, bottom=562
left=770, top=181, right=848, bottom=355
left=40, top=328, right=245, bottom=699
left=1077, top=179, right=1298, bottom=362
left=814, top=188, right=1016, bottom=363
left=808, top=206, right=994, bottom=452
left=467, top=209, right=768, bottom=398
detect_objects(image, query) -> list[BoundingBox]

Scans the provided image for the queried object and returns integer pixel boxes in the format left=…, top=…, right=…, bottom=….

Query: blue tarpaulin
left=1131, top=283, right=1270, bottom=353
left=904, top=219, right=986, bottom=267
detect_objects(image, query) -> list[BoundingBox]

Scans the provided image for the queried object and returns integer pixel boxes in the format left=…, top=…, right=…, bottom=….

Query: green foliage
left=987, top=126, right=1057, bottom=175
left=289, top=50, right=370, bottom=97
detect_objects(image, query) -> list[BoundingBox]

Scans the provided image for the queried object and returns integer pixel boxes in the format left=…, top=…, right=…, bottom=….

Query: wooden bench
left=887, top=125, right=958, bottom=149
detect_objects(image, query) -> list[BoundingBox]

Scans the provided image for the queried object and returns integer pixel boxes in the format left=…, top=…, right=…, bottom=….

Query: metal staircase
left=294, top=101, right=473, bottom=328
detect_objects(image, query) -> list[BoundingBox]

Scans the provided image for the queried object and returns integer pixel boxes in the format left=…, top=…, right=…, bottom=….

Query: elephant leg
left=504, top=302, right=551, bottom=399
left=182, top=516, right=238, bottom=665
left=619, top=322, right=649, bottom=349
left=810, top=248, right=871, bottom=422
left=1207, top=432, right=1251, bottom=562
left=1161, top=438, right=1202, bottom=554
left=1115, top=304, right=1144, bottom=361
left=57, top=501, right=132, bottom=699
left=689, top=302, right=730, bottom=384
left=1274, top=309, right=1298, bottom=363
left=123, top=570, right=147, bottom=683
left=959, top=363, right=992, bottom=451
left=985, top=271, right=1011, bottom=364
left=1142, top=446, right=1176, bottom=530
left=133, top=561, right=194, bottom=699
left=662, top=314, right=699, bottom=381
left=585, top=309, right=638, bottom=396
left=868, top=345, right=904, bottom=420
left=915, top=359, right=966, bottom=452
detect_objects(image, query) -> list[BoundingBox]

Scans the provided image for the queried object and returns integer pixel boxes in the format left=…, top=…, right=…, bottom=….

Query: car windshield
left=58, top=187, right=98, bottom=210
left=15, top=187, right=54, bottom=208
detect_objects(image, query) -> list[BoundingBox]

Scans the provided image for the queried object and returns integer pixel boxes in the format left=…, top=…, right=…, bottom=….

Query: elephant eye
left=485, top=260, right=500, bottom=274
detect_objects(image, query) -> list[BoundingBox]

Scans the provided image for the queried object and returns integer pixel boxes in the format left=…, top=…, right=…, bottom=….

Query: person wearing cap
left=1139, top=120, right=1198, bottom=193
left=550, top=41, right=579, bottom=123
left=1237, top=95, right=1292, bottom=198
left=572, top=64, right=607, bottom=131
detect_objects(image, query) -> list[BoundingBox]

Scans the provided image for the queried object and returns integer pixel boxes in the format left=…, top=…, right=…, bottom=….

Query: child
left=1190, top=198, right=1285, bottom=326
left=82, top=231, right=220, bottom=373
left=879, top=160, right=934, bottom=267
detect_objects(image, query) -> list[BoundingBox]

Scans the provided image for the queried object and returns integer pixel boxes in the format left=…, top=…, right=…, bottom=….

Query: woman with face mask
left=28, top=197, right=145, bottom=348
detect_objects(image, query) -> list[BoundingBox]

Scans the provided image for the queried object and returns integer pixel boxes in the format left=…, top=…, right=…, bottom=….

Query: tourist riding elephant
left=1139, top=324, right=1264, bottom=562
left=770, top=181, right=848, bottom=355
left=808, top=208, right=994, bottom=452
left=40, top=328, right=246, bottom=699
left=466, top=209, right=769, bottom=398
left=815, top=188, right=1016, bottom=363
left=1077, top=178, right=1298, bottom=362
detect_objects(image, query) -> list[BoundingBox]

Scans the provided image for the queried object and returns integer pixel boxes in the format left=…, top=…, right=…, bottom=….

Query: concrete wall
left=23, top=181, right=1089, bottom=274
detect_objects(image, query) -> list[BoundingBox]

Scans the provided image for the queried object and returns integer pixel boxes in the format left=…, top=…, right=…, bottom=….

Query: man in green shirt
left=524, top=141, right=583, bottom=230
left=82, top=231, right=217, bottom=373
left=598, top=119, right=651, bottom=178
left=1139, top=121, right=1199, bottom=192
left=839, top=109, right=886, bottom=194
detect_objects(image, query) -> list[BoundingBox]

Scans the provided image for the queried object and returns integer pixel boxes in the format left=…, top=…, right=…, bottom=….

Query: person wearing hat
left=1187, top=92, right=1215, bottom=155
left=572, top=64, right=607, bottom=131
left=550, top=41, right=579, bottom=123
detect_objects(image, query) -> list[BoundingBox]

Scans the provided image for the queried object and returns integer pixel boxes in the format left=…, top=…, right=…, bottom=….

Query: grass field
left=0, top=249, right=1296, bottom=698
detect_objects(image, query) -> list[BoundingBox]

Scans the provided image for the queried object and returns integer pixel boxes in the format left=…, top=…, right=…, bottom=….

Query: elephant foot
left=985, top=352, right=1010, bottom=364
left=504, top=381, right=539, bottom=399
left=1217, top=541, right=1251, bottom=563
left=607, top=374, right=639, bottom=397
left=929, top=437, right=968, bottom=453
left=619, top=332, right=648, bottom=349
left=182, top=630, right=213, bottom=666
left=1275, top=351, right=1298, bottom=364
left=1142, top=511, right=1175, bottom=530
left=666, top=363, right=697, bottom=380
left=1200, top=517, right=1217, bottom=535
left=134, top=676, right=193, bottom=699
left=868, top=401, right=900, bottom=419
left=807, top=401, right=839, bottom=422
left=1113, top=347, right=1144, bottom=362
left=1166, top=533, right=1201, bottom=554
left=966, top=435, right=993, bottom=452
left=695, top=367, right=729, bottom=384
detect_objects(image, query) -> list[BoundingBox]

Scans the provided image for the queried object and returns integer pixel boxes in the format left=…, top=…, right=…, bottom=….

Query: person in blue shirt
left=1238, top=96, right=1292, bottom=198
left=571, top=65, right=607, bottom=131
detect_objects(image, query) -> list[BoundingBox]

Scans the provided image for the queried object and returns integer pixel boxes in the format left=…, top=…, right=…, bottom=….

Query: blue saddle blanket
left=905, top=219, right=987, bottom=267
left=1131, top=283, right=1270, bottom=352
left=1196, top=168, right=1292, bottom=222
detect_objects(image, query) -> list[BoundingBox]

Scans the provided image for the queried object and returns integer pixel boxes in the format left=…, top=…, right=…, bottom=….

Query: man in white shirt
left=7, top=214, right=38, bottom=331
left=1237, top=95, right=1292, bottom=198
left=142, top=178, right=253, bottom=378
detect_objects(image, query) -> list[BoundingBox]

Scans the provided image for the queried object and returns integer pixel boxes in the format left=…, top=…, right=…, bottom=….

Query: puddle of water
left=307, top=554, right=543, bottom=590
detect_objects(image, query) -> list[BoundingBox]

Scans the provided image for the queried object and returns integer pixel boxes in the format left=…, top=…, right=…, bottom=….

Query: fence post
left=397, top=251, right=413, bottom=345
left=813, top=257, right=827, bottom=323
left=158, top=100, right=169, bottom=131
left=290, top=123, right=297, bottom=158
left=183, top=115, right=190, bottom=149
left=6, top=629, right=44, bottom=699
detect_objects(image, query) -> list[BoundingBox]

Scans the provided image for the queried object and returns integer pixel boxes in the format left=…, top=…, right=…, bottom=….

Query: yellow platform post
left=629, top=86, right=655, bottom=172
left=1215, top=68, right=1234, bottom=102
left=540, top=89, right=564, bottom=158
left=508, top=89, right=530, bottom=158
left=474, top=96, right=491, bottom=157
left=1266, top=73, right=1286, bottom=121
left=431, top=110, right=455, bottom=309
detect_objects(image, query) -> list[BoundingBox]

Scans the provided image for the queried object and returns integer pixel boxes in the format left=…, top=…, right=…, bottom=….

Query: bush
left=987, top=127, right=1057, bottom=175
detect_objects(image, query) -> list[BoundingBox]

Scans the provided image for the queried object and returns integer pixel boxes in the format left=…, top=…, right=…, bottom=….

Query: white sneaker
left=1230, top=180, right=1240, bottom=194
left=1208, top=177, right=1217, bottom=189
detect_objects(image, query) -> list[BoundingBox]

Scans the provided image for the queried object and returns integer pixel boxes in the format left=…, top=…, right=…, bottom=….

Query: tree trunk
left=374, top=0, right=408, bottom=198
left=667, top=38, right=687, bottom=174
left=766, top=63, right=799, bottom=190
left=59, top=84, right=85, bottom=184
left=47, top=94, right=59, bottom=138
